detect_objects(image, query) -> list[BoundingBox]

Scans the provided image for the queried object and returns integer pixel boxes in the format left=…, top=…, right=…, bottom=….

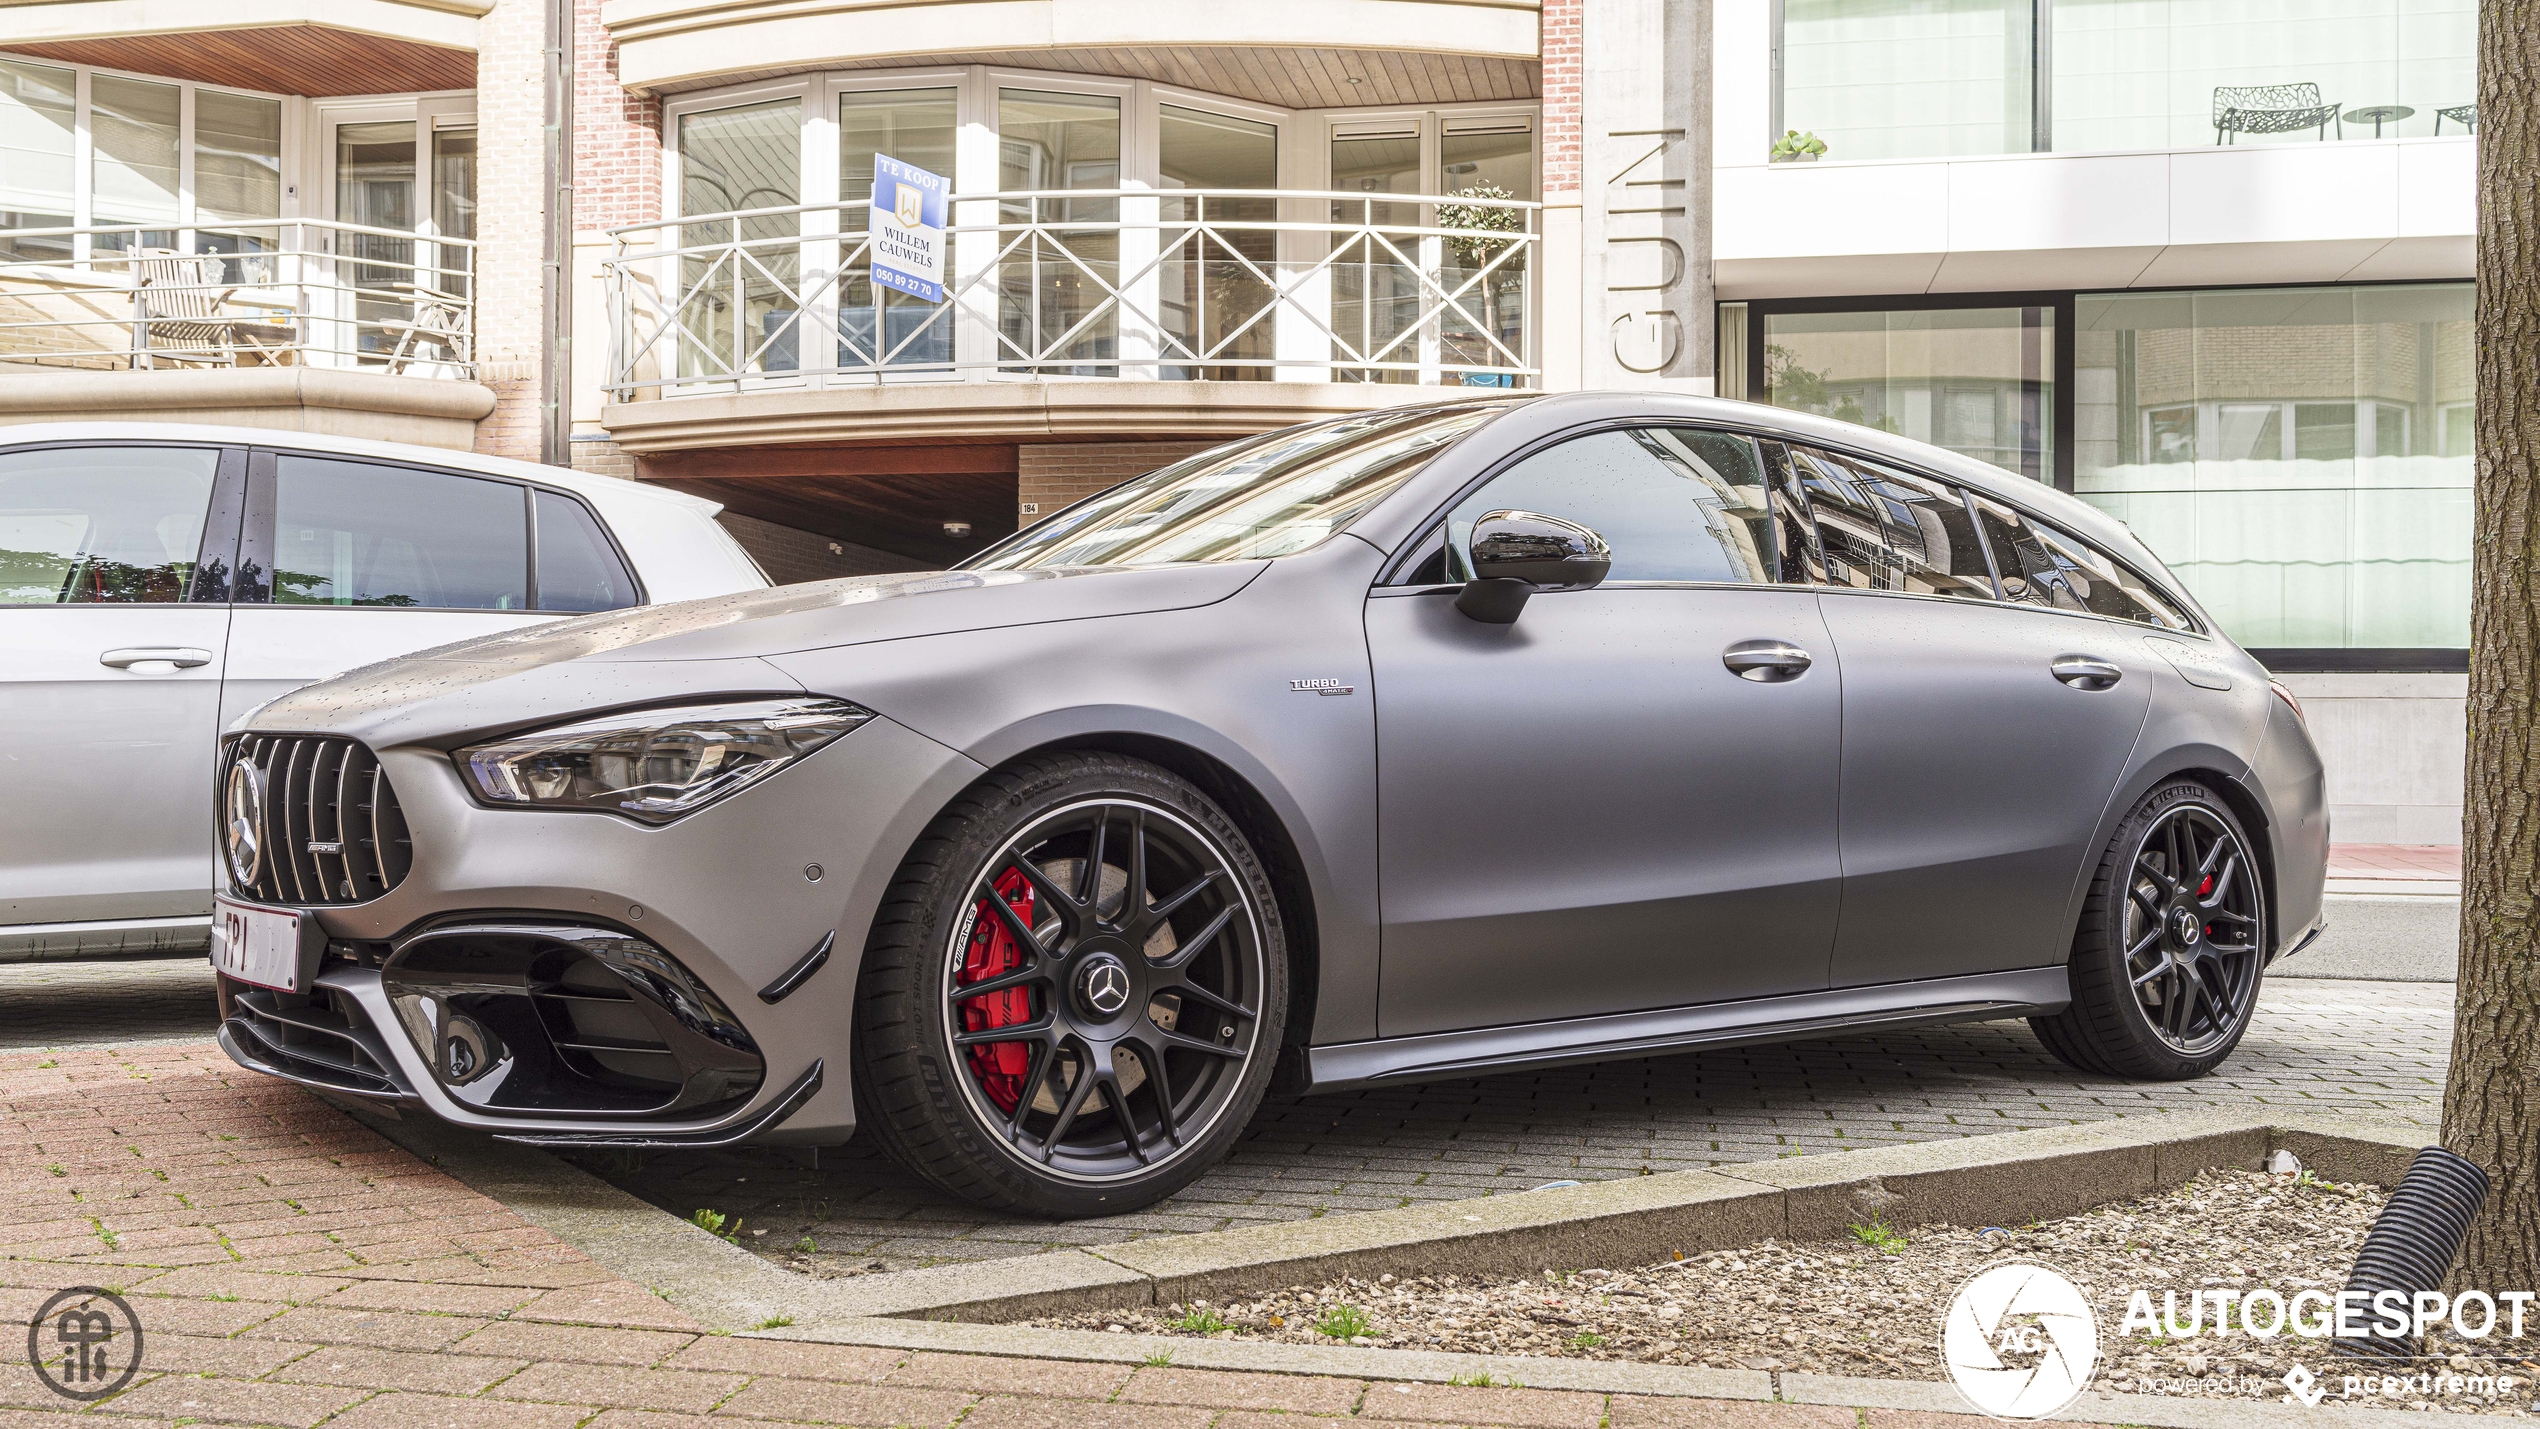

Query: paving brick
left=1611, top=1399, right=1858, bottom=1428
left=103, top=1373, right=361, bottom=1427
left=882, top=1350, right=1128, bottom=1400
left=323, top=1391, right=593, bottom=1429
left=664, top=1338, right=902, bottom=1381
left=713, top=1377, right=972, bottom=1426
left=247, top=1306, right=489, bottom=1351
left=269, top=1345, right=529, bottom=1395
left=960, top=1397, right=1217, bottom=1429
left=454, top=1318, right=694, bottom=1366
left=1356, top=1381, right=1607, bottom=1428
left=486, top=1360, right=745, bottom=1413
left=512, top=1279, right=705, bottom=1331
left=317, top=1281, right=539, bottom=1316
left=1115, top=1366, right=1365, bottom=1414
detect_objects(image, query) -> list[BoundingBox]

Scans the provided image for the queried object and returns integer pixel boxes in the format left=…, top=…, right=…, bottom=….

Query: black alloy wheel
left=853, top=752, right=1286, bottom=1216
left=2031, top=779, right=2267, bottom=1080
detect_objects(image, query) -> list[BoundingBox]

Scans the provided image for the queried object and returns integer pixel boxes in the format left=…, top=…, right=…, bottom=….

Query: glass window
left=194, top=90, right=281, bottom=230
left=0, top=446, right=218, bottom=605
left=678, top=100, right=801, bottom=379
left=336, top=121, right=418, bottom=364
left=0, top=59, right=75, bottom=263
left=430, top=125, right=477, bottom=301
left=271, top=456, right=528, bottom=610
left=840, top=88, right=956, bottom=371
left=1968, top=491, right=2186, bottom=628
left=2074, top=283, right=2470, bottom=650
left=998, top=90, right=1121, bottom=374
left=1839, top=455, right=1997, bottom=600
left=1778, top=0, right=2035, bottom=161
left=1759, top=442, right=1822, bottom=586
left=1763, top=306, right=2054, bottom=483
left=1440, top=122, right=1533, bottom=388
left=534, top=491, right=638, bottom=613
left=1159, top=105, right=1278, bottom=381
left=1444, top=427, right=1776, bottom=585
left=1331, top=126, right=1424, bottom=385
left=2053, top=0, right=2476, bottom=150
left=91, top=75, right=181, bottom=247
left=971, top=402, right=1515, bottom=570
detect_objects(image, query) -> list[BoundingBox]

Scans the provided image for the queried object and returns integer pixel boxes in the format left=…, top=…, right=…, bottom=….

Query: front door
left=0, top=442, right=242, bottom=932
left=1369, top=425, right=1844, bottom=1037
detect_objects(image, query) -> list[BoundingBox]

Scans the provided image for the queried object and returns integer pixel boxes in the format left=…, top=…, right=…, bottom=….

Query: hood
left=246, top=562, right=1264, bottom=742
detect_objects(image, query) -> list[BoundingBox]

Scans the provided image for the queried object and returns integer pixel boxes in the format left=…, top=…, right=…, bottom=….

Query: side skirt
left=1306, top=966, right=2073, bottom=1092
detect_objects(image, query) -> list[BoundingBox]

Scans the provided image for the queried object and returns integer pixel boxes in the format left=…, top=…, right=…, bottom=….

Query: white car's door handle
left=99, top=647, right=213, bottom=671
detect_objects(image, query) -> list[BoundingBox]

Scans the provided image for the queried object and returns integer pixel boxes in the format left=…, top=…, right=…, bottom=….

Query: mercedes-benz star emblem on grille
left=1080, top=959, right=1131, bottom=1016
left=223, top=760, right=264, bottom=887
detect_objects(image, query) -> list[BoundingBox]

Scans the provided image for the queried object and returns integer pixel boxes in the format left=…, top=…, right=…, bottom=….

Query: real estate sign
left=870, top=155, right=949, bottom=303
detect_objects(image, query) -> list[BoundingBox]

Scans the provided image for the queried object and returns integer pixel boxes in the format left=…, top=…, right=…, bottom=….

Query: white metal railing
left=0, top=219, right=475, bottom=377
left=602, top=188, right=1538, bottom=399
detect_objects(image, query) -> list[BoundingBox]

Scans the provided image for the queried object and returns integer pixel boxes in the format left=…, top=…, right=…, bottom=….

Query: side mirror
left=1454, top=509, right=1612, bottom=624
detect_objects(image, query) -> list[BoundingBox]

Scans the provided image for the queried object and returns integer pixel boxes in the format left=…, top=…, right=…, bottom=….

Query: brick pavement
left=2329, top=844, right=2462, bottom=880
left=0, top=1034, right=2063, bottom=1427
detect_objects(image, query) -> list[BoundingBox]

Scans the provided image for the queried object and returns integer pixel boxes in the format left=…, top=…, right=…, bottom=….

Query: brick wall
left=717, top=512, right=927, bottom=584
left=574, top=0, right=660, bottom=232
left=1541, top=0, right=1582, bottom=200
left=566, top=436, right=639, bottom=481
left=473, top=0, right=549, bottom=462
left=1017, top=442, right=1213, bottom=526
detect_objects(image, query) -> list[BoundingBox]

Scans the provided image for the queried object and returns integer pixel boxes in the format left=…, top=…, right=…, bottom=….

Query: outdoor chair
left=2437, top=103, right=2477, bottom=134
left=131, top=250, right=297, bottom=367
left=381, top=284, right=472, bottom=374
left=2213, top=83, right=2342, bottom=144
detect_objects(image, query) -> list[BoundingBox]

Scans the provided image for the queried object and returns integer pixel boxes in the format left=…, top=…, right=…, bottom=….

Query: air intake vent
left=228, top=735, right=411, bottom=906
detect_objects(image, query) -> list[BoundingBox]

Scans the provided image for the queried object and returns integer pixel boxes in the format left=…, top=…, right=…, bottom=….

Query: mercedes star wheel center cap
left=2171, top=906, right=2202, bottom=947
left=1074, top=952, right=1132, bottom=1018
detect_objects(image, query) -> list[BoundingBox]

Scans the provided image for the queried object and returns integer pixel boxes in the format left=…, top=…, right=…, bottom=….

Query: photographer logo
left=1942, top=1264, right=2099, bottom=1419
left=24, top=1287, right=143, bottom=1402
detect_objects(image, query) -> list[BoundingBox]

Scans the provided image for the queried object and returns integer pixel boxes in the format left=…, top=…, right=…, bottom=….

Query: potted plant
left=1770, top=130, right=1828, bottom=163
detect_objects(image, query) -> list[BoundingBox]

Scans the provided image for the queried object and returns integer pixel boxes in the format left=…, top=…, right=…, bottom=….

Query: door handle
left=2051, top=655, right=2123, bottom=691
left=99, top=647, right=213, bottom=672
left=1723, top=639, right=1813, bottom=682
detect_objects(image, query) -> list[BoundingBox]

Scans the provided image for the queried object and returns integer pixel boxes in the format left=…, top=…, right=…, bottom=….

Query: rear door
left=220, top=450, right=637, bottom=732
left=0, top=442, right=243, bottom=933
left=1788, top=446, right=2164, bottom=987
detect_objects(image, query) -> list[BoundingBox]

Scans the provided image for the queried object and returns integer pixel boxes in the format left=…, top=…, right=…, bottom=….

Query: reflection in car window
left=1845, top=457, right=1998, bottom=601
left=1759, top=442, right=1822, bottom=586
left=1788, top=448, right=1893, bottom=591
left=1967, top=492, right=2188, bottom=628
left=1443, top=427, right=1777, bottom=584
left=273, top=456, right=529, bottom=609
left=533, top=491, right=639, bottom=613
left=0, top=446, right=218, bottom=605
left=968, top=402, right=1516, bottom=570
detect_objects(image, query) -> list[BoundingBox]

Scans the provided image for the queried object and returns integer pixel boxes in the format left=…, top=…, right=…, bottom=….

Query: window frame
left=237, top=448, right=646, bottom=614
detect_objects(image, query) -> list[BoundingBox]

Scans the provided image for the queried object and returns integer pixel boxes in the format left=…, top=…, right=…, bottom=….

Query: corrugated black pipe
left=2331, top=1147, right=2490, bottom=1364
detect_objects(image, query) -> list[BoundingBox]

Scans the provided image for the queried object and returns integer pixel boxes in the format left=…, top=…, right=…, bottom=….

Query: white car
left=0, top=423, right=769, bottom=960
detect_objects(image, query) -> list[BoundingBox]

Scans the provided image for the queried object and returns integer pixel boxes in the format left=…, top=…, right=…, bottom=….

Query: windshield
left=964, top=401, right=1521, bottom=571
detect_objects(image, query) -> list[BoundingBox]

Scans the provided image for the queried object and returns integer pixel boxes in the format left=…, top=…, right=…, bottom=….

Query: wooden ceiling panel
left=639, top=443, right=1020, bottom=566
left=660, top=47, right=1539, bottom=108
left=2, top=28, right=474, bottom=97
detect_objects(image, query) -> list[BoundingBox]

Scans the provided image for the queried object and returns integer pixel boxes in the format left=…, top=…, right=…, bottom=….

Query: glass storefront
left=2073, top=284, right=2472, bottom=651
left=1776, top=0, right=2475, bottom=161
left=1760, top=304, right=2056, bottom=483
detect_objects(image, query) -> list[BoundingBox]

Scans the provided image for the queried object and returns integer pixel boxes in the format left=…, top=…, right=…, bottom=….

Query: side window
left=1445, top=427, right=1778, bottom=584
left=270, top=455, right=529, bottom=610
left=1758, top=441, right=1820, bottom=587
left=1786, top=448, right=1892, bottom=591
left=0, top=446, right=221, bottom=605
left=1967, top=492, right=2188, bottom=629
left=1844, top=458, right=1997, bottom=601
left=533, top=491, right=639, bottom=613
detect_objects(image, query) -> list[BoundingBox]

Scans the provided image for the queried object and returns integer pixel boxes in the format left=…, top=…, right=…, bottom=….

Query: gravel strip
left=1040, top=1167, right=2540, bottom=1413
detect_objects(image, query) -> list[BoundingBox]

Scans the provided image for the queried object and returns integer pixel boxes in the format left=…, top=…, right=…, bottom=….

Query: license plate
left=211, top=896, right=307, bottom=992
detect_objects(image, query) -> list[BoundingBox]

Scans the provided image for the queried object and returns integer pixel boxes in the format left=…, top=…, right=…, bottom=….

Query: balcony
left=0, top=219, right=490, bottom=447
left=598, top=188, right=1538, bottom=449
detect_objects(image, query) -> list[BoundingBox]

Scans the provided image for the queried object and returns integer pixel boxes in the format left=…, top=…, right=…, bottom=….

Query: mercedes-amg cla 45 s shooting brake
left=211, top=392, right=2329, bottom=1216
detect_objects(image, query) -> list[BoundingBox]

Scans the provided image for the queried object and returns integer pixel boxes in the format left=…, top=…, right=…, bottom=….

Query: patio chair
left=2437, top=103, right=2477, bottom=134
left=2213, top=83, right=2342, bottom=144
left=381, top=285, right=472, bottom=374
left=131, top=249, right=297, bottom=367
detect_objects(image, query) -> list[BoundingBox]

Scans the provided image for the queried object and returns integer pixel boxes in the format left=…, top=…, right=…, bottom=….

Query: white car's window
left=0, top=445, right=219, bottom=605
left=272, top=455, right=529, bottom=610
left=533, top=490, right=639, bottom=612
left=968, top=402, right=1518, bottom=570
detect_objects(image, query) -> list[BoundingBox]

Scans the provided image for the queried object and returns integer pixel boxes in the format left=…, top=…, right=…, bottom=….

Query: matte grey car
left=210, top=392, right=2329, bottom=1216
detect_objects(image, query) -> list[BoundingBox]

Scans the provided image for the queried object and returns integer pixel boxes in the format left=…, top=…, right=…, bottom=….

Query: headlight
left=454, top=697, right=873, bottom=824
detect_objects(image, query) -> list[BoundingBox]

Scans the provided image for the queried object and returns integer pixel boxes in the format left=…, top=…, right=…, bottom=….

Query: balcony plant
left=1770, top=130, right=1829, bottom=163
left=1439, top=184, right=1525, bottom=383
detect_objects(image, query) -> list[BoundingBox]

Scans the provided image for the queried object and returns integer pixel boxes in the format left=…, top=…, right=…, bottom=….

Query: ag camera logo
left=1942, top=1263, right=2100, bottom=1419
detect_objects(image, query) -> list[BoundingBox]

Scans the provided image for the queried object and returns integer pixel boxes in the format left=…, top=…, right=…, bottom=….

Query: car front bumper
left=211, top=713, right=984, bottom=1146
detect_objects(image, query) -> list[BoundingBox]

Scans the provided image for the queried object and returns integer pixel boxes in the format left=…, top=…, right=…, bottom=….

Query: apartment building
left=0, top=0, right=2472, bottom=841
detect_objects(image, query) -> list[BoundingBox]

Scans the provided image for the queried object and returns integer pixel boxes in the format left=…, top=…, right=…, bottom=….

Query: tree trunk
left=2444, top=0, right=2540, bottom=1292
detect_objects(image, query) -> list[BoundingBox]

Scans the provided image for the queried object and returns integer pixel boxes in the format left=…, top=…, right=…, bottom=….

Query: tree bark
left=2444, top=0, right=2540, bottom=1293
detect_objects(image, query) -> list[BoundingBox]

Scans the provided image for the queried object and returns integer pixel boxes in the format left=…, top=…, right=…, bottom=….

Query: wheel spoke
left=954, top=1014, right=1052, bottom=1046
left=1123, top=807, right=1148, bottom=920
left=2126, top=927, right=2163, bottom=962
left=2136, top=851, right=2176, bottom=898
left=1095, top=1070, right=1147, bottom=1165
left=1082, top=807, right=1110, bottom=909
left=1039, top=1049, right=1100, bottom=1158
left=1009, top=852, right=1080, bottom=917
left=2163, top=968, right=2190, bottom=1037
left=1005, top=1041, right=1053, bottom=1136
left=1147, top=868, right=1222, bottom=925
left=2205, top=938, right=2259, bottom=955
left=981, top=883, right=1049, bottom=957
left=2132, top=957, right=2170, bottom=989
left=2208, top=907, right=2259, bottom=926
left=2200, top=854, right=2240, bottom=910
left=1153, top=902, right=1238, bottom=972
left=1160, top=977, right=1254, bottom=1022
left=956, top=961, right=1048, bottom=1001
left=2198, top=826, right=2229, bottom=876
left=1129, top=1038, right=1182, bottom=1147
left=1151, top=1025, right=1245, bottom=1060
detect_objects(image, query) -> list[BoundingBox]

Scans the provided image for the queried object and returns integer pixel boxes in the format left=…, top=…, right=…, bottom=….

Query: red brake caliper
left=2197, top=873, right=2216, bottom=938
left=958, top=868, right=1036, bottom=1113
